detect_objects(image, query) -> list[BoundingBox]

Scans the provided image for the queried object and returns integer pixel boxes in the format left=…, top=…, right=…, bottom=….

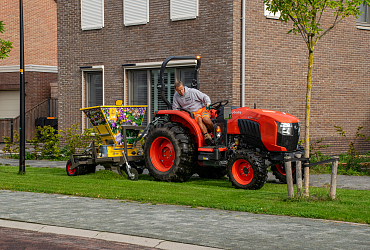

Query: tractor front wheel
left=144, top=122, right=195, bottom=182
left=228, top=152, right=268, bottom=190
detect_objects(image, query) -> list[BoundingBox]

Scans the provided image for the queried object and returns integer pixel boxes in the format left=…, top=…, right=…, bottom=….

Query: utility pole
left=19, top=0, right=25, bottom=173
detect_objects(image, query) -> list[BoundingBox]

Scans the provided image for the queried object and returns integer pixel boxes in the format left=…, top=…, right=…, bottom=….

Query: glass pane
left=179, top=68, right=195, bottom=88
left=86, top=72, right=103, bottom=128
left=132, top=71, right=148, bottom=105
left=358, top=3, right=367, bottom=23
left=131, top=70, right=148, bottom=125
left=87, top=73, right=103, bottom=107
left=151, top=69, right=175, bottom=117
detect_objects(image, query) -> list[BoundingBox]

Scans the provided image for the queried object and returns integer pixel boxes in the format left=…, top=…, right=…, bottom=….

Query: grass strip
left=0, top=165, right=369, bottom=224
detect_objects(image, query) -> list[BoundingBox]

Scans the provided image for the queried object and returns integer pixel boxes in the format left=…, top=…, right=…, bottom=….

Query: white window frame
left=81, top=66, right=104, bottom=129
left=357, top=3, right=370, bottom=30
left=170, top=0, right=199, bottom=21
left=123, top=0, right=149, bottom=26
left=81, top=0, right=104, bottom=30
left=264, top=4, right=280, bottom=19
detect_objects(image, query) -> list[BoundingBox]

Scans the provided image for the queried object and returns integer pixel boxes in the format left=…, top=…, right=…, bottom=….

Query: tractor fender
left=156, top=110, right=204, bottom=147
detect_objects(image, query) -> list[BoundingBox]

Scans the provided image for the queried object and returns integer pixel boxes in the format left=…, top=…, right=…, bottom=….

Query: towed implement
left=66, top=102, right=147, bottom=181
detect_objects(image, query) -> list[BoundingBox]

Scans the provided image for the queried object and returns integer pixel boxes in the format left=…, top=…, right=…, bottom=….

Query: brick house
left=57, top=0, right=370, bottom=154
left=0, top=0, right=58, bottom=119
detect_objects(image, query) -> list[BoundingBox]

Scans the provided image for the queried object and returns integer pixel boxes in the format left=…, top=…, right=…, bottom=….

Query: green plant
left=26, top=129, right=42, bottom=159
left=60, top=124, right=102, bottom=157
left=0, top=21, right=13, bottom=59
left=3, top=131, right=20, bottom=156
left=334, top=125, right=370, bottom=172
left=299, top=138, right=331, bottom=160
left=38, top=125, right=61, bottom=159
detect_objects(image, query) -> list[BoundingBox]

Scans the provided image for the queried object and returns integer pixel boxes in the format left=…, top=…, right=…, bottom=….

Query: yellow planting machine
left=66, top=100, right=147, bottom=180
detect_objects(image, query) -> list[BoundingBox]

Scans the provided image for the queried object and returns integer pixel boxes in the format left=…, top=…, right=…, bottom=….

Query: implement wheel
left=144, top=122, right=195, bottom=182
left=228, top=151, right=267, bottom=190
left=66, top=159, right=78, bottom=176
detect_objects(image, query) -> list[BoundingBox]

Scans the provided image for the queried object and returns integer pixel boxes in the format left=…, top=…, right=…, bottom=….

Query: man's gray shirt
left=172, top=86, right=211, bottom=113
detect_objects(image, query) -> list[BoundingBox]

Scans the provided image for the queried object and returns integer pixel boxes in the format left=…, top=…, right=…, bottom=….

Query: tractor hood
left=227, top=107, right=300, bottom=152
left=229, top=107, right=300, bottom=124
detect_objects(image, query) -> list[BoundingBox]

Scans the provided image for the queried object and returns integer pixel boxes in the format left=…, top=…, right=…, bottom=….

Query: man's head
left=174, top=81, right=185, bottom=96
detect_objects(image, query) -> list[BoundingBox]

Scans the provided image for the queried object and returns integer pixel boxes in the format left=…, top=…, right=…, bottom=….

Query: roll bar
left=158, top=56, right=201, bottom=110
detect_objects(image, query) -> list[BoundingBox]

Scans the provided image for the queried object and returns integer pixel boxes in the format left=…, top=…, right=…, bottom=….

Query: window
left=170, top=0, right=199, bottom=21
left=357, top=3, right=370, bottom=29
left=123, top=0, right=149, bottom=26
left=264, top=4, right=280, bottom=19
left=87, top=72, right=103, bottom=108
left=82, top=70, right=104, bottom=128
left=128, top=67, right=195, bottom=125
left=81, top=0, right=104, bottom=30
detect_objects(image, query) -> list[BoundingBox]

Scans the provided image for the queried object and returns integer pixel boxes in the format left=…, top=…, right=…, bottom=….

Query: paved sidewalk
left=1, top=157, right=370, bottom=249
left=1, top=190, right=370, bottom=250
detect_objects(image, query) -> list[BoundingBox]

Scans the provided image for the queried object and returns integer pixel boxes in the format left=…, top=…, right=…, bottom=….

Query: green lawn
left=1, top=165, right=369, bottom=224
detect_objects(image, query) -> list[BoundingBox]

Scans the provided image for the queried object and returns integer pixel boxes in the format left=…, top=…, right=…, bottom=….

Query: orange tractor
left=142, top=56, right=304, bottom=189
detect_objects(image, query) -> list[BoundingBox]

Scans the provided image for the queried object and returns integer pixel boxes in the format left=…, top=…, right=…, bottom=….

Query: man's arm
left=172, top=94, right=181, bottom=110
left=193, top=89, right=211, bottom=106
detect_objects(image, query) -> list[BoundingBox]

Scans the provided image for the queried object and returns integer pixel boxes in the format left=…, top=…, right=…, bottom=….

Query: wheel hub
left=150, top=137, right=175, bottom=172
left=232, top=159, right=254, bottom=185
left=242, top=166, right=249, bottom=175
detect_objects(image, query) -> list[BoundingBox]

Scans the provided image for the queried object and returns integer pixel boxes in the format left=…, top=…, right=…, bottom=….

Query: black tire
left=128, top=168, right=139, bottom=181
left=196, top=162, right=227, bottom=179
left=271, top=162, right=305, bottom=184
left=272, top=145, right=305, bottom=184
left=86, top=164, right=96, bottom=174
left=228, top=151, right=268, bottom=190
left=144, top=122, right=195, bottom=182
left=66, top=159, right=79, bottom=176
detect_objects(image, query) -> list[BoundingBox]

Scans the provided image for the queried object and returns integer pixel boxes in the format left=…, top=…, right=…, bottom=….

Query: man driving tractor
left=172, top=81, right=214, bottom=146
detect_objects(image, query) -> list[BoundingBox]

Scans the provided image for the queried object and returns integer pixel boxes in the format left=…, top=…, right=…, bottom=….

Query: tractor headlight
left=277, top=122, right=293, bottom=136
left=216, top=126, right=222, bottom=139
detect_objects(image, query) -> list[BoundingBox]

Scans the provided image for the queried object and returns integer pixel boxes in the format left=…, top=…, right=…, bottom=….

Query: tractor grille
left=238, top=119, right=261, bottom=139
left=277, top=122, right=300, bottom=152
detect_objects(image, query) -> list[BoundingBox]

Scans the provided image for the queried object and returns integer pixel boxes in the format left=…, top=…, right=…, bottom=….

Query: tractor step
left=198, top=147, right=228, bottom=152
left=198, top=147, right=228, bottom=162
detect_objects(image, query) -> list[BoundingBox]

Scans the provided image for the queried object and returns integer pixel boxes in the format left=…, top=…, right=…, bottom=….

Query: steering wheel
left=210, top=100, right=229, bottom=110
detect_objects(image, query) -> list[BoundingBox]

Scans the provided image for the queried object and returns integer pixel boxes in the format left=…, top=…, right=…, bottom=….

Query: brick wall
left=0, top=0, right=57, bottom=66
left=57, top=0, right=238, bottom=131
left=0, top=72, right=57, bottom=111
left=244, top=1, right=370, bottom=155
left=57, top=0, right=370, bottom=155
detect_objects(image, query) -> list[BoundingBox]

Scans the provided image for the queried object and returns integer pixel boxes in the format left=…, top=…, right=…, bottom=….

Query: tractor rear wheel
left=144, top=122, right=195, bottom=182
left=271, top=162, right=304, bottom=184
left=228, top=151, right=268, bottom=190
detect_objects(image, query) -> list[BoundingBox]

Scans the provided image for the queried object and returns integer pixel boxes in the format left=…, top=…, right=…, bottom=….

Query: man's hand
left=206, top=103, right=211, bottom=111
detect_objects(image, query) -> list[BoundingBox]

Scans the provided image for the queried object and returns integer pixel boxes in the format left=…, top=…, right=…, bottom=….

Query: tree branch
left=318, top=14, right=342, bottom=40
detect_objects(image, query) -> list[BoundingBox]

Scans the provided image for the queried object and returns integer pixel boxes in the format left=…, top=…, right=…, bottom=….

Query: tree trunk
left=304, top=44, right=314, bottom=197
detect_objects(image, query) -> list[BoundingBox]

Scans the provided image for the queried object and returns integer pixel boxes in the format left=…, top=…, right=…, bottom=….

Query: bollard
left=285, top=156, right=294, bottom=198
left=330, top=156, right=339, bottom=199
left=295, top=154, right=303, bottom=196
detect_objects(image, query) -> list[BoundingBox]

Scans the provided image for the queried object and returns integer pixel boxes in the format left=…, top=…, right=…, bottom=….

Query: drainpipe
left=241, top=0, right=246, bottom=107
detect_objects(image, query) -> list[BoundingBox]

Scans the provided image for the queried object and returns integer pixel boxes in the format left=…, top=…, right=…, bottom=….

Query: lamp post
left=19, top=0, right=25, bottom=173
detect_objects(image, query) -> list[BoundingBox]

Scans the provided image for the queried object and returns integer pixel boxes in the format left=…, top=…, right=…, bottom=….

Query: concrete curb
left=0, top=219, right=222, bottom=250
